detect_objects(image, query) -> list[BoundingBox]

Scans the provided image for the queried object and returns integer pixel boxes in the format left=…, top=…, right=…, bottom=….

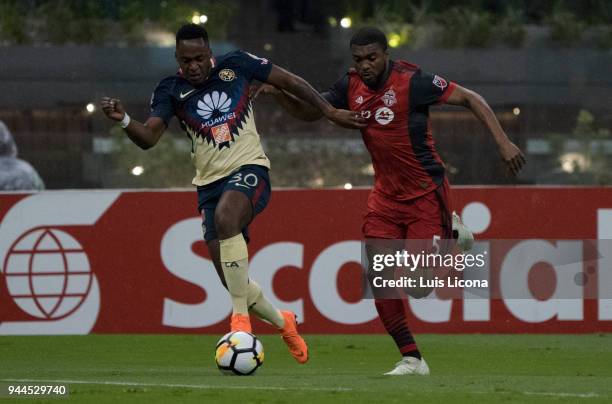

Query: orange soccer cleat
left=230, top=313, right=252, bottom=333
left=279, top=311, right=309, bottom=364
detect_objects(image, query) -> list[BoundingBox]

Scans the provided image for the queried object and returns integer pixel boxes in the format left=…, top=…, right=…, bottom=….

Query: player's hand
left=250, top=84, right=281, bottom=100
left=499, top=141, right=526, bottom=176
left=327, top=108, right=367, bottom=129
left=100, top=97, right=126, bottom=122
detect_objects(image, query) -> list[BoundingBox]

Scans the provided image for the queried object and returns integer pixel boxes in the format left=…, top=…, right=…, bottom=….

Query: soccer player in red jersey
left=255, top=27, right=525, bottom=375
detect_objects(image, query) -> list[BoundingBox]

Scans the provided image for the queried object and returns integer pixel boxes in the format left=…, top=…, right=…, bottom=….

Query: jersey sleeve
left=149, top=78, right=175, bottom=125
left=322, top=74, right=349, bottom=109
left=410, top=69, right=456, bottom=107
left=236, top=50, right=273, bottom=82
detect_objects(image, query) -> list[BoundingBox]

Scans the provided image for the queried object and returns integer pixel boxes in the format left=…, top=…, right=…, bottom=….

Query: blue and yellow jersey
left=150, top=50, right=272, bottom=186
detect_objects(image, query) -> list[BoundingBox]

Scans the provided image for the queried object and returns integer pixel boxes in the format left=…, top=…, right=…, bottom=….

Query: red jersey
left=324, top=60, right=456, bottom=202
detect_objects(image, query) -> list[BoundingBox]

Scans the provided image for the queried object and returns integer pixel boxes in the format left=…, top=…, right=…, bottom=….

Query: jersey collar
left=366, top=60, right=394, bottom=91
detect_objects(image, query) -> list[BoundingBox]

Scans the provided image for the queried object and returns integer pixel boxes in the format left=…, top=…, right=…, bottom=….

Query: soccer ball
left=215, top=331, right=264, bottom=375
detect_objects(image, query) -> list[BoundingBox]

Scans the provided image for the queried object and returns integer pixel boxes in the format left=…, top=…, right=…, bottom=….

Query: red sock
left=374, top=298, right=421, bottom=359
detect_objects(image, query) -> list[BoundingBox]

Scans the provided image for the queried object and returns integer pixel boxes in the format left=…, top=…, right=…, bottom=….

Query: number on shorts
left=229, top=172, right=259, bottom=189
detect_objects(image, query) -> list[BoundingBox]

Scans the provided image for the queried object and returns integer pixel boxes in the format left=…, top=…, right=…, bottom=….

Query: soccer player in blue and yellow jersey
left=101, top=24, right=366, bottom=364
left=256, top=27, right=525, bottom=374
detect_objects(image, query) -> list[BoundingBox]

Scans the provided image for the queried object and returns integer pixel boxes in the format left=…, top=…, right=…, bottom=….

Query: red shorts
left=362, top=179, right=453, bottom=241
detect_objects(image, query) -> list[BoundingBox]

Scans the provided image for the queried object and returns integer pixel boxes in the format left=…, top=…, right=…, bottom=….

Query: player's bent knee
left=214, top=210, right=242, bottom=239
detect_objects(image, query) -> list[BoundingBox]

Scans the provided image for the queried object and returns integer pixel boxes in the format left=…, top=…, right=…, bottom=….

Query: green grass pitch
left=1, top=334, right=611, bottom=403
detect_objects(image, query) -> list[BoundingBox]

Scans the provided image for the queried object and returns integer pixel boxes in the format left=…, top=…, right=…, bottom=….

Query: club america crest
left=219, top=69, right=236, bottom=82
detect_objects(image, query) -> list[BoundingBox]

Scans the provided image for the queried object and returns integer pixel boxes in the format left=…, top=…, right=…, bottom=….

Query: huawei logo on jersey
left=197, top=91, right=232, bottom=120
left=180, top=87, right=252, bottom=150
left=375, top=107, right=394, bottom=125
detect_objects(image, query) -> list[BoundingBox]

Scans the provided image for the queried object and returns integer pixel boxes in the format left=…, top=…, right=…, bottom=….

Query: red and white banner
left=1, top=187, right=611, bottom=335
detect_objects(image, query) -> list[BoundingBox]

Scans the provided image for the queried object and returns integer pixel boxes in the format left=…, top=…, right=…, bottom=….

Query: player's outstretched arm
left=446, top=85, right=526, bottom=176
left=100, top=97, right=166, bottom=150
left=264, top=65, right=366, bottom=129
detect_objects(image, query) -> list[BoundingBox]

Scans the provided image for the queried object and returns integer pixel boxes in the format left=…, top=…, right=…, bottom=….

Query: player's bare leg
left=215, top=190, right=256, bottom=333
left=210, top=191, right=308, bottom=362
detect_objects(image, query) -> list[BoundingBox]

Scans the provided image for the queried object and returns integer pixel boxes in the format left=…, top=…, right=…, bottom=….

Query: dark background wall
left=1, top=44, right=611, bottom=111
left=1, top=32, right=610, bottom=188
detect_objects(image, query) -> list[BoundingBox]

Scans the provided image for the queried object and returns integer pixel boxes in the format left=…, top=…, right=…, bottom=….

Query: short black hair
left=176, top=23, right=209, bottom=45
left=349, top=27, right=388, bottom=51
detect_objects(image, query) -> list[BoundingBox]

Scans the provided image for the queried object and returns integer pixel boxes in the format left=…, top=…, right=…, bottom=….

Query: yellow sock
left=247, top=280, right=285, bottom=328
left=219, top=234, right=249, bottom=315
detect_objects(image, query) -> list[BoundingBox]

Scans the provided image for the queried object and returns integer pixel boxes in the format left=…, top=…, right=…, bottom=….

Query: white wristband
left=119, top=112, right=131, bottom=129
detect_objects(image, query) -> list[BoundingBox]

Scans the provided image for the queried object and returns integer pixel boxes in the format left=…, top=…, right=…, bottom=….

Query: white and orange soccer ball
left=215, top=331, right=264, bottom=375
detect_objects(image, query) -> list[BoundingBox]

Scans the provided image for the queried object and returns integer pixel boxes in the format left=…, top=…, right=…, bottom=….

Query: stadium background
left=1, top=1, right=612, bottom=401
left=0, top=0, right=610, bottom=189
left=1, top=0, right=611, bottom=333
